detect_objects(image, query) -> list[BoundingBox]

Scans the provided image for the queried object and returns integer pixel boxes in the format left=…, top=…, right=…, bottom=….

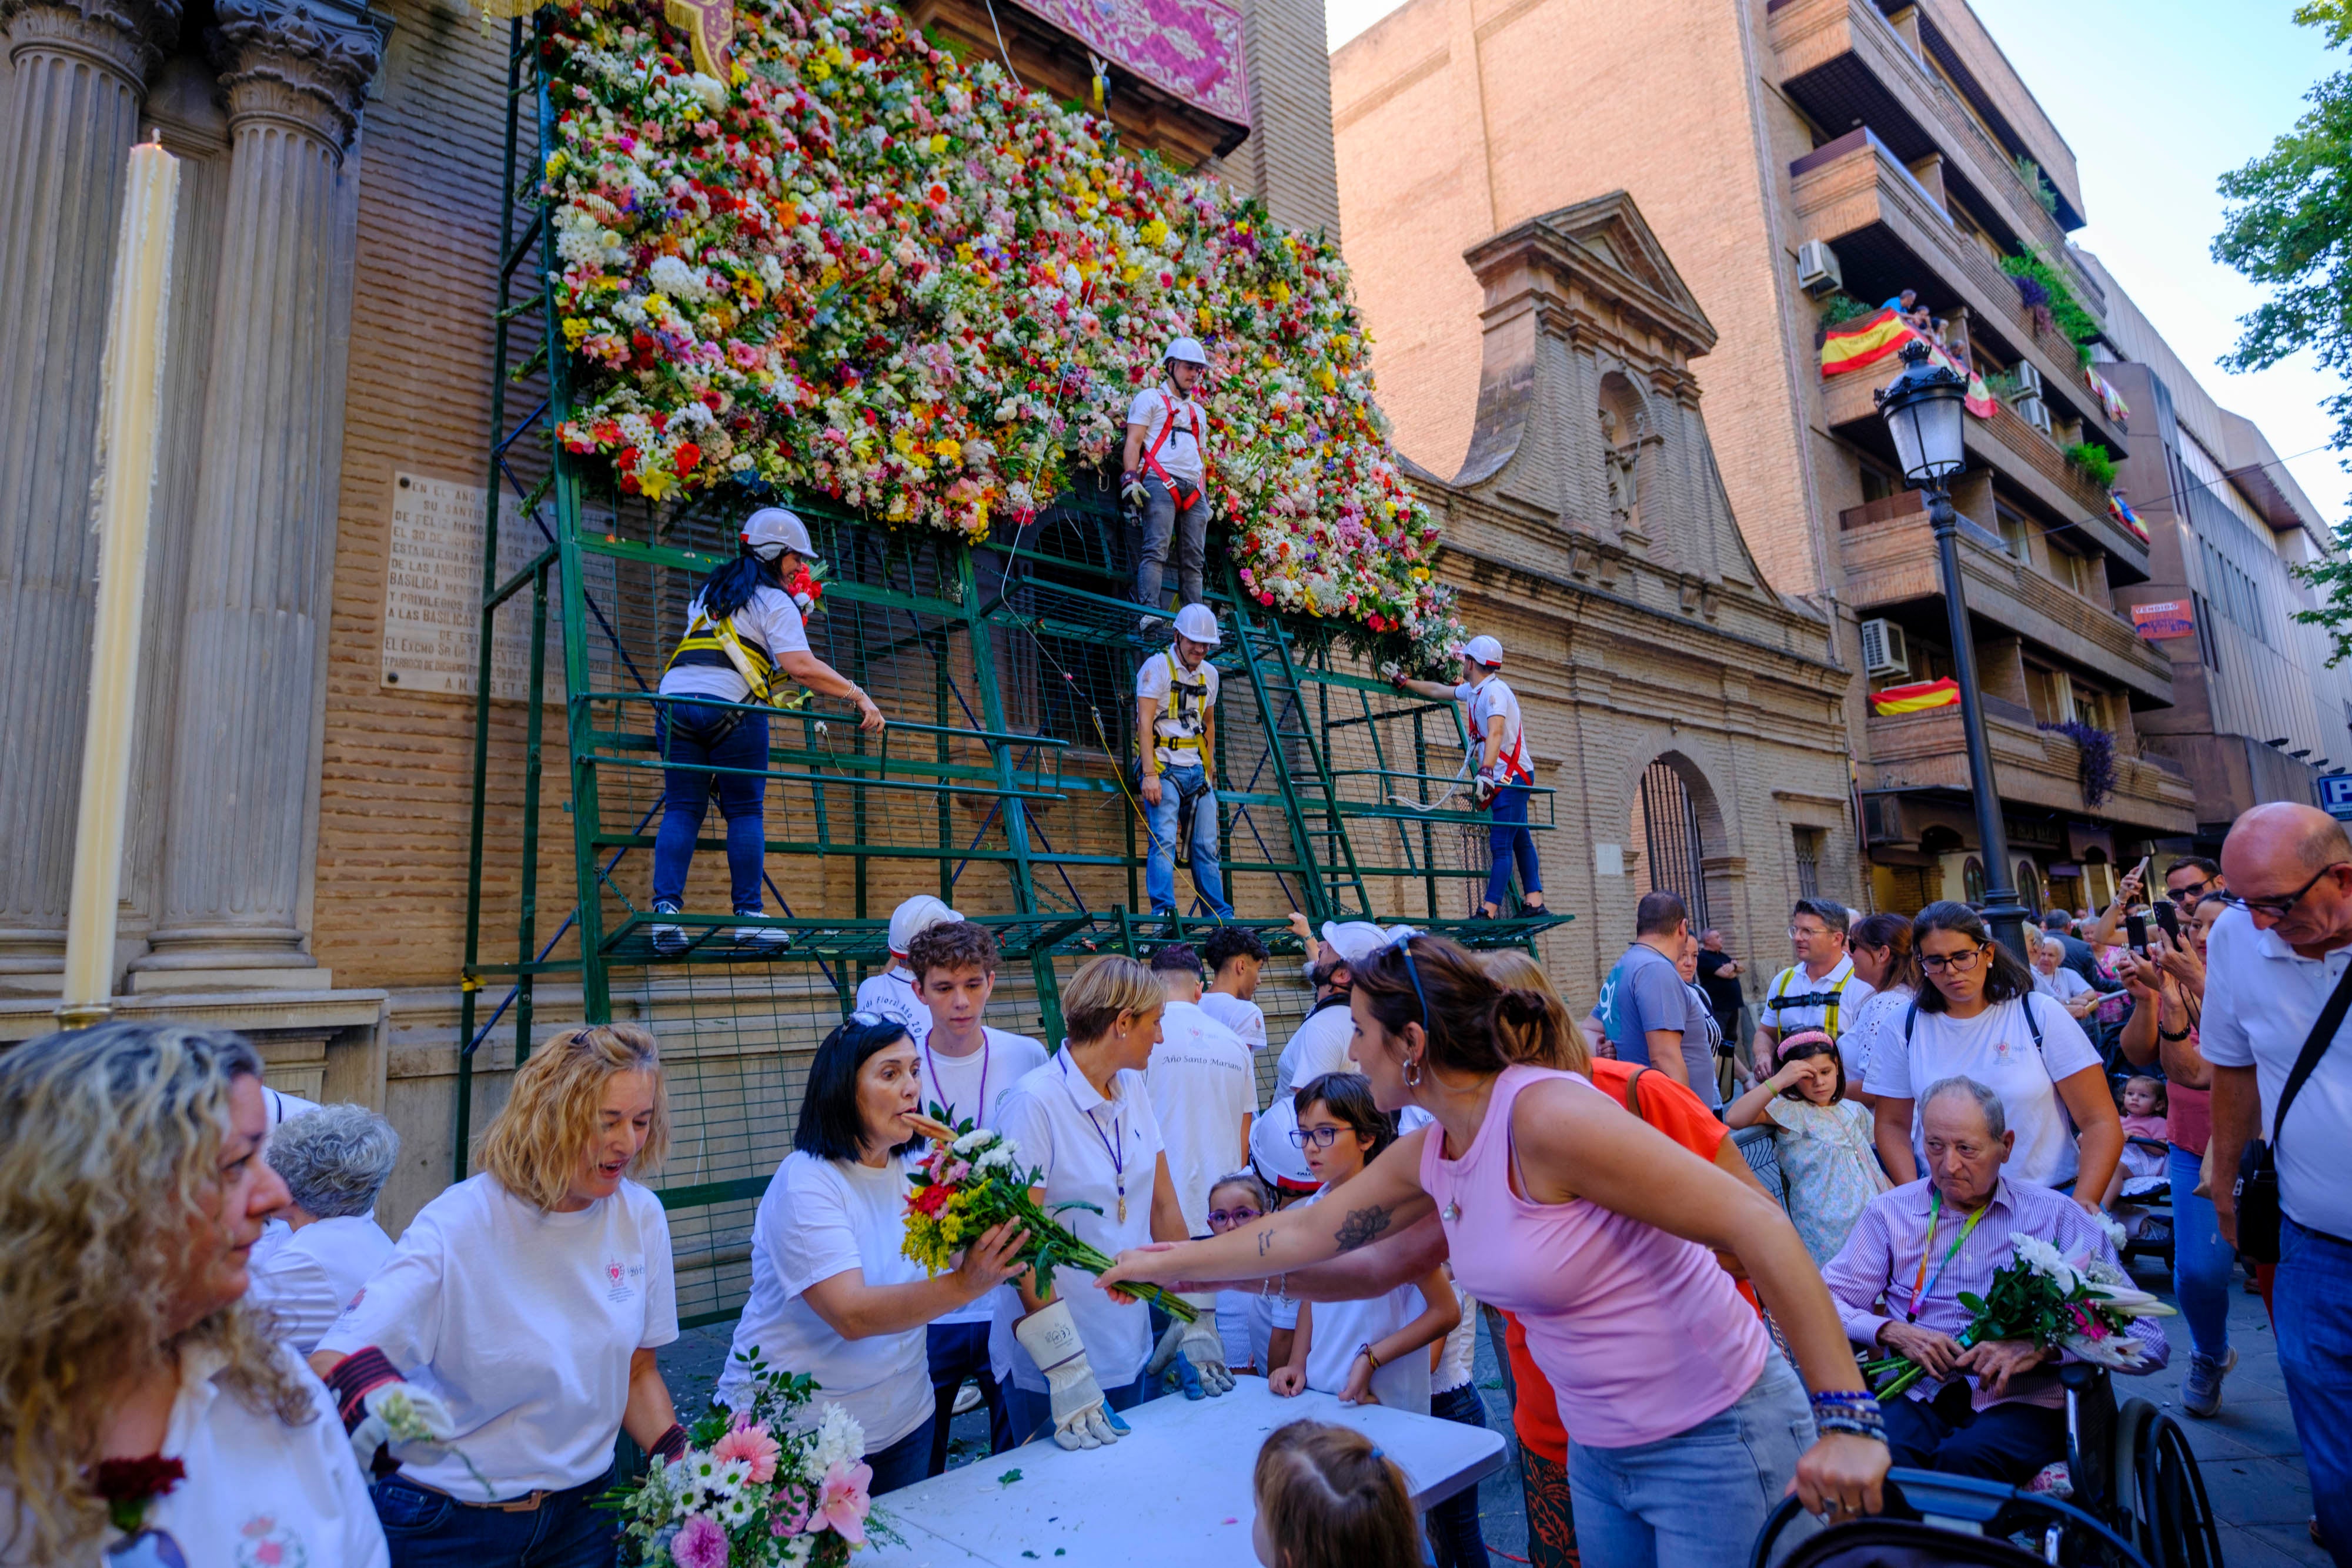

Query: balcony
left=1865, top=702, right=2196, bottom=835
left=1838, top=497, right=2173, bottom=705
left=1768, top=0, right=2100, bottom=310
left=1790, top=128, right=2124, bottom=453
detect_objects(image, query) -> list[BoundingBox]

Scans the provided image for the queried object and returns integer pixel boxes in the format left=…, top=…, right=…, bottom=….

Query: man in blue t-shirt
left=1593, top=890, right=1712, bottom=1096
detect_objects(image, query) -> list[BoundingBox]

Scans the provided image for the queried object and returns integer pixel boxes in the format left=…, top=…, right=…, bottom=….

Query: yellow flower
left=1122, top=264, right=1142, bottom=283
left=562, top=317, right=589, bottom=347
left=955, top=243, right=975, bottom=265
left=891, top=429, right=916, bottom=455
left=638, top=467, right=676, bottom=502
left=544, top=151, right=567, bottom=179
left=807, top=58, right=831, bottom=81
left=730, top=62, right=748, bottom=86
left=930, top=133, right=949, bottom=154
left=934, top=438, right=963, bottom=465
left=1269, top=280, right=1291, bottom=304
left=1140, top=218, right=1169, bottom=248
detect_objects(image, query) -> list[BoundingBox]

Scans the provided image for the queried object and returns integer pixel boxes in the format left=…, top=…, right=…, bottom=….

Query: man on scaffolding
left=650, top=506, right=885, bottom=954
left=1135, top=603, right=1234, bottom=920
left=1389, top=634, right=1546, bottom=920
left=1121, top=337, right=1212, bottom=631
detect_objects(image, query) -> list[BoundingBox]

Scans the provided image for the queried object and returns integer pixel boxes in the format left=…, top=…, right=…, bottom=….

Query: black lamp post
left=1875, top=341, right=2032, bottom=961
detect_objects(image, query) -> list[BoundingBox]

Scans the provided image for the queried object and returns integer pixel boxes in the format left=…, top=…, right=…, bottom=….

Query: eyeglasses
left=1288, top=1125, right=1347, bottom=1149
left=1207, top=1206, right=1263, bottom=1228
left=1788, top=925, right=1833, bottom=940
left=1918, top=945, right=1986, bottom=974
left=2218, top=862, right=2348, bottom=921
left=2165, top=879, right=2212, bottom=904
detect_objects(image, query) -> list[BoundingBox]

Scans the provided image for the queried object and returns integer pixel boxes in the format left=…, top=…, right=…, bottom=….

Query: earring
left=1404, top=1055, right=1423, bottom=1088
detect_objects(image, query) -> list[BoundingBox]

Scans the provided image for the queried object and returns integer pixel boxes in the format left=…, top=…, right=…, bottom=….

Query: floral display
left=603, top=1350, right=887, bottom=1566
left=539, top=0, right=1464, bottom=665
left=1862, top=1235, right=2174, bottom=1400
left=900, top=1111, right=1197, bottom=1320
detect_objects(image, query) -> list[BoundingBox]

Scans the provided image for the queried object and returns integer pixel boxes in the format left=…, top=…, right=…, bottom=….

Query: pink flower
left=713, top=1421, right=781, bottom=1483
left=813, top=1460, right=874, bottom=1546
left=674, top=1514, right=730, bottom=1568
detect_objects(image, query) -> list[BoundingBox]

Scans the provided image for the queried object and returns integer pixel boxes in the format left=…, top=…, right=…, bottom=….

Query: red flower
left=673, top=443, right=702, bottom=476
left=911, top=1182, right=952, bottom=1217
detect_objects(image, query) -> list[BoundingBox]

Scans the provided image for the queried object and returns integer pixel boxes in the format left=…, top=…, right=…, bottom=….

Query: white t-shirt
left=1454, top=675, right=1534, bottom=783
left=1146, top=999, right=1260, bottom=1235
left=1432, top=1281, right=1479, bottom=1394
left=1127, top=386, right=1206, bottom=483
left=1760, top=955, right=1877, bottom=1045
left=1134, top=649, right=1220, bottom=771
left=1836, top=983, right=1915, bottom=1086
left=720, top=1152, right=931, bottom=1450
left=1198, top=989, right=1268, bottom=1052
left=854, top=967, right=931, bottom=1047
left=1270, top=1189, right=1434, bottom=1415
left=659, top=583, right=811, bottom=703
left=247, top=1215, right=396, bottom=1356
left=917, top=1027, right=1051, bottom=1325
left=1273, top=997, right=1357, bottom=1099
left=1862, top=992, right=2103, bottom=1187
left=2200, top=905, right=2352, bottom=1239
left=318, top=1174, right=680, bottom=1498
left=18, top=1343, right=390, bottom=1568
left=2032, top=967, right=2093, bottom=1003
left=990, top=1059, right=1166, bottom=1393
left=1215, top=1289, right=1278, bottom=1374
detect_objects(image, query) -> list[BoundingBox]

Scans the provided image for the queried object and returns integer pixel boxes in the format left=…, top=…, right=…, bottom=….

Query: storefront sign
left=2130, top=600, right=2196, bottom=640
left=379, top=472, right=562, bottom=702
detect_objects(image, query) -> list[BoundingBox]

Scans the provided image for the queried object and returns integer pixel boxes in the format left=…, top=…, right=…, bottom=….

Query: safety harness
left=1141, top=648, right=1216, bottom=865
left=1139, top=392, right=1207, bottom=513
left=665, top=607, right=780, bottom=707
left=1763, top=963, right=1857, bottom=1039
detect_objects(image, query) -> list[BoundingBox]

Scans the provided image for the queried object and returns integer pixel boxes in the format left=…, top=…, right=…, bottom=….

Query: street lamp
left=1876, top=340, right=2032, bottom=961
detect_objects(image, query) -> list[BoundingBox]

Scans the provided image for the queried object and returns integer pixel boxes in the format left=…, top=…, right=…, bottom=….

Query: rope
left=1383, top=748, right=1478, bottom=814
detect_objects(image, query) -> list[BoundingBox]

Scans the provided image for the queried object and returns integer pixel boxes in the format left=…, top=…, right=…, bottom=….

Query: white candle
left=58, top=138, right=179, bottom=1028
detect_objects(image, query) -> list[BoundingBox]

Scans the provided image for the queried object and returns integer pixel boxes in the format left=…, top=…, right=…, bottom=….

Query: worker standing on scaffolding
left=1388, top=634, right=1545, bottom=921
left=651, top=507, right=884, bottom=954
left=1135, top=604, right=1234, bottom=920
left=1121, top=337, right=1212, bottom=630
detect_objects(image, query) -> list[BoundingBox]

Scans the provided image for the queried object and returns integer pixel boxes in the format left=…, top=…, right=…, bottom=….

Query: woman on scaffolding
left=652, top=507, right=884, bottom=954
left=1389, top=634, right=1545, bottom=921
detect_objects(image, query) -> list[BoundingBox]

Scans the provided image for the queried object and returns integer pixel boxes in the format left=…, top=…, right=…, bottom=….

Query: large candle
left=58, top=138, right=180, bottom=1028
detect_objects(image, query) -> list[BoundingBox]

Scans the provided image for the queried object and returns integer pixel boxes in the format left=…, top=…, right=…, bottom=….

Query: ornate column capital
left=206, top=0, right=387, bottom=152
left=1, top=0, right=183, bottom=83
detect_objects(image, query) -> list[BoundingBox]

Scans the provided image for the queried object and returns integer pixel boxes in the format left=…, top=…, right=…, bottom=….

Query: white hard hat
left=887, top=894, right=963, bottom=957
left=742, top=506, right=820, bottom=566
left=1250, top=1095, right=1317, bottom=1194
left=1163, top=336, right=1208, bottom=367
left=1320, top=920, right=1414, bottom=968
left=1462, top=634, right=1503, bottom=668
left=1172, top=603, right=1222, bottom=646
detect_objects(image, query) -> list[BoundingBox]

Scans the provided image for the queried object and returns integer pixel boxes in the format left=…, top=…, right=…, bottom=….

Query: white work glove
left=1121, top=469, right=1150, bottom=509
left=1144, top=1293, right=1234, bottom=1398
left=1014, top=1299, right=1122, bottom=1450
left=1469, top=771, right=1499, bottom=810
left=348, top=1382, right=460, bottom=1472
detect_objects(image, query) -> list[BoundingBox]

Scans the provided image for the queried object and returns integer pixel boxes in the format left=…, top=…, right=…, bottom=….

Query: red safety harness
left=1140, top=392, right=1207, bottom=513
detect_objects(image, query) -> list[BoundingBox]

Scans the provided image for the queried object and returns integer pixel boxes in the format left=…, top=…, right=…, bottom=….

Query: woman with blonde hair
left=313, top=1024, right=685, bottom=1567
left=0, top=1022, right=386, bottom=1566
left=989, top=955, right=1222, bottom=1449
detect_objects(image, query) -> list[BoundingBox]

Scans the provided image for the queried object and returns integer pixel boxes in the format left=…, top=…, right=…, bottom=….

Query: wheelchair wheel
left=2107, top=1397, right=2158, bottom=1550
left=2139, top=1412, right=2221, bottom=1568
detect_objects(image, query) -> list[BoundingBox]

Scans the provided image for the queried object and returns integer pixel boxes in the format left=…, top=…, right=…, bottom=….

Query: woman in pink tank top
left=1103, top=934, right=1890, bottom=1568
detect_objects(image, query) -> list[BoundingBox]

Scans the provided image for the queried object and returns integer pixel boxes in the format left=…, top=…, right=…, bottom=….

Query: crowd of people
left=5, top=801, right=2351, bottom=1567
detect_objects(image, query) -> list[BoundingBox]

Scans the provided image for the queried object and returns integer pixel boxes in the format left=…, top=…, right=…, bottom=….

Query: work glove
left=1144, top=1293, right=1234, bottom=1399
left=1469, top=771, right=1499, bottom=810
left=1121, top=469, right=1150, bottom=510
left=1013, top=1299, right=1122, bottom=1450
left=326, top=1348, right=459, bottom=1472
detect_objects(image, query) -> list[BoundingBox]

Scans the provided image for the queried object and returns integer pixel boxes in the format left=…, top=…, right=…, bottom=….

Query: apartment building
left=1331, top=0, right=2229, bottom=914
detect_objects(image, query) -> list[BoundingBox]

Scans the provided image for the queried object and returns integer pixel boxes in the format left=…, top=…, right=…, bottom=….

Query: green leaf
left=999, top=1468, right=1025, bottom=1486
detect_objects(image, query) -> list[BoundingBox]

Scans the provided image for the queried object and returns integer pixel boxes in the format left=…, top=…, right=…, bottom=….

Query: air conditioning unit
left=1860, top=617, right=1910, bottom=677
left=1796, top=239, right=1843, bottom=297
left=1862, top=794, right=1904, bottom=847
left=2017, top=396, right=2053, bottom=434
left=2012, top=360, right=2044, bottom=398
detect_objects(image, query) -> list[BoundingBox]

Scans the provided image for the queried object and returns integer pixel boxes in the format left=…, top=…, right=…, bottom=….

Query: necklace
left=921, top=1029, right=990, bottom=1126
left=1060, top=1055, right=1129, bottom=1223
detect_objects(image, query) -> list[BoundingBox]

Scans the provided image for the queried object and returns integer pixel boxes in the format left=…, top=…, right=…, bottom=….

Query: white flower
left=709, top=1456, right=754, bottom=1499
left=2009, top=1235, right=2078, bottom=1291
left=684, top=71, right=726, bottom=109
left=808, top=1400, right=866, bottom=1476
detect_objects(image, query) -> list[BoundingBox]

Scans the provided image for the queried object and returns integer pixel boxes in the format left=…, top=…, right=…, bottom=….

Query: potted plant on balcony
left=2037, top=718, right=2115, bottom=808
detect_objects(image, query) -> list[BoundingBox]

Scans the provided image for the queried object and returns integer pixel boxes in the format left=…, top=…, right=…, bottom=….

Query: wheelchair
left=1749, top=1468, right=2153, bottom=1568
left=2050, top=1362, right=2220, bottom=1567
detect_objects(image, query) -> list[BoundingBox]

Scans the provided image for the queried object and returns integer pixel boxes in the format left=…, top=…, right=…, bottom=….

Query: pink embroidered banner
left=1008, top=0, right=1251, bottom=127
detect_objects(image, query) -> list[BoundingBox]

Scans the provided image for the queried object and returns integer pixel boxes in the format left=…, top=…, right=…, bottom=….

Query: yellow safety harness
left=1147, top=649, right=1213, bottom=763
left=665, top=607, right=780, bottom=707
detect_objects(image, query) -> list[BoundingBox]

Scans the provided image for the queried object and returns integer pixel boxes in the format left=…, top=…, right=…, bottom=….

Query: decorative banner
left=1822, top=309, right=1993, bottom=417
left=2109, top=491, right=2149, bottom=542
left=664, top=0, right=735, bottom=78
left=1871, top=677, right=1961, bottom=716
left=2130, top=600, right=2196, bottom=640
left=1007, top=0, right=1251, bottom=126
left=2084, top=363, right=2131, bottom=426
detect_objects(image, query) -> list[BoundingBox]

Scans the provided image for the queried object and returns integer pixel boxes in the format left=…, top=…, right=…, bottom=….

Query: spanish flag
left=1872, top=678, right=1962, bottom=716
left=2109, top=492, right=2148, bottom=542
left=1820, top=307, right=1917, bottom=377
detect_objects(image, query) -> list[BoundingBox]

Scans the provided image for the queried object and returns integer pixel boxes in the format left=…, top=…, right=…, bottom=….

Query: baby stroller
left=1749, top=1469, right=2151, bottom=1568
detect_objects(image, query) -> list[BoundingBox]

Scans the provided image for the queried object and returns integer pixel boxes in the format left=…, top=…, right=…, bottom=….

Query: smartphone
left=2153, top=901, right=2180, bottom=943
left=2125, top=911, right=2149, bottom=951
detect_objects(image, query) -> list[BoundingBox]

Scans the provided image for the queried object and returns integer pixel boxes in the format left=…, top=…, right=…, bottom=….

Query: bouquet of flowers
left=602, top=1350, right=893, bottom=1566
left=900, top=1111, right=1197, bottom=1322
left=1865, top=1235, right=2175, bottom=1399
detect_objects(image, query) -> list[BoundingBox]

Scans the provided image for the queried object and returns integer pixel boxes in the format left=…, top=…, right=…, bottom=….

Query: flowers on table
left=1863, top=1236, right=2176, bottom=1400
left=540, top=0, right=1464, bottom=668
left=603, top=1352, right=887, bottom=1566
left=899, top=1111, right=1197, bottom=1322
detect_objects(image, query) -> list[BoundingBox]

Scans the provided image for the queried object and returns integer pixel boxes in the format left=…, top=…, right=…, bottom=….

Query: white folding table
left=860, top=1381, right=1506, bottom=1567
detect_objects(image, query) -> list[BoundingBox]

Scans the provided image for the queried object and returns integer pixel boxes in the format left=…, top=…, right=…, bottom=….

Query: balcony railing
left=1863, top=704, right=2196, bottom=833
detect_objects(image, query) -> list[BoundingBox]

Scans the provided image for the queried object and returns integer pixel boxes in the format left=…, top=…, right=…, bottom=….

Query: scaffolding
left=454, top=18, right=1569, bottom=1322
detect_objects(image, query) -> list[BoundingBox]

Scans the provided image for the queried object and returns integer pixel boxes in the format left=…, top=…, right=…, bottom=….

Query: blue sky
left=1323, top=0, right=2352, bottom=530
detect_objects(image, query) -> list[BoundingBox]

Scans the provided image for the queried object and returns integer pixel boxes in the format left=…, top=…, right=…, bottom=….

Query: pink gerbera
left=712, top=1420, right=781, bottom=1484
left=813, top=1459, right=874, bottom=1546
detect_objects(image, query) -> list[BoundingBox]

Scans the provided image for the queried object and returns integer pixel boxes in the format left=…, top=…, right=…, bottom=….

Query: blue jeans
left=1144, top=763, right=1230, bottom=917
left=1004, top=1378, right=1144, bottom=1449
left=1426, top=1383, right=1492, bottom=1568
left=1134, top=474, right=1208, bottom=611
left=2277, top=1216, right=2352, bottom=1562
left=2168, top=1143, right=2233, bottom=1361
left=1485, top=785, right=1541, bottom=909
left=375, top=1465, right=617, bottom=1568
left=866, top=1415, right=936, bottom=1497
left=652, top=701, right=769, bottom=911
left=926, top=1319, right=1014, bottom=1473
left=1567, top=1356, right=1817, bottom=1568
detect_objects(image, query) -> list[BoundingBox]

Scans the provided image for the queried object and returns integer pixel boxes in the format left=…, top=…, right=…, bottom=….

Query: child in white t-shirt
left=1198, top=926, right=1272, bottom=1052
left=1268, top=1074, right=1457, bottom=1415
left=1205, top=1171, right=1278, bottom=1373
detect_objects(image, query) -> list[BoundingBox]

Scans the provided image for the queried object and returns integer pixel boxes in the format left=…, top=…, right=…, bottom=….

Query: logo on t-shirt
left=604, top=1255, right=644, bottom=1304
left=236, top=1513, right=309, bottom=1568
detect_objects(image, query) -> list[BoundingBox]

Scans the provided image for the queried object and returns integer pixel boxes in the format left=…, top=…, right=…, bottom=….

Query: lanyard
left=1058, top=1055, right=1130, bottom=1222
left=1905, top=1190, right=1990, bottom=1320
left=921, top=1031, right=990, bottom=1128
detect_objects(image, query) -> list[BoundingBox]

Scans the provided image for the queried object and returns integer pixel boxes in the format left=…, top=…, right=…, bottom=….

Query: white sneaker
left=730, top=912, right=791, bottom=951
left=652, top=904, right=688, bottom=955
left=951, top=1382, right=984, bottom=1416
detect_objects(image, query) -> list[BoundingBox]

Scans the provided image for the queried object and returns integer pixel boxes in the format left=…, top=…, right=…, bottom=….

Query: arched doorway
left=1638, top=760, right=1710, bottom=930
left=2016, top=860, right=2045, bottom=917
left=1963, top=857, right=1986, bottom=905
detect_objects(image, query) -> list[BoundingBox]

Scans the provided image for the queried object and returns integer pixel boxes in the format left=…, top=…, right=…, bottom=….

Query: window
left=2193, top=591, right=2222, bottom=672
left=2070, top=683, right=2107, bottom=732
left=2025, top=664, right=2074, bottom=726
left=1859, top=463, right=1896, bottom=505
left=1963, top=857, right=1986, bottom=905
left=1793, top=827, right=1822, bottom=901
left=1996, top=505, right=2031, bottom=561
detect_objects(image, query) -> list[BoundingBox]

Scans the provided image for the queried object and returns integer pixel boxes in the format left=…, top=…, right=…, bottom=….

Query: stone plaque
left=380, top=472, right=562, bottom=701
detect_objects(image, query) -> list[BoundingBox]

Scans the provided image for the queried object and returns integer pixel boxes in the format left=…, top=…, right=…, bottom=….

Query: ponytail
left=1354, top=935, right=1572, bottom=1079
left=699, top=547, right=780, bottom=624
left=1486, top=987, right=1564, bottom=1069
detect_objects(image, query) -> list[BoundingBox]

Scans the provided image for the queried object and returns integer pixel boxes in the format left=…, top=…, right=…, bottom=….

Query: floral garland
left=540, top=0, right=1464, bottom=665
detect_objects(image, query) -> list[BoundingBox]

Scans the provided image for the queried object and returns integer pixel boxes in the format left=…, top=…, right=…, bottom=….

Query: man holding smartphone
left=2087, top=856, right=2228, bottom=954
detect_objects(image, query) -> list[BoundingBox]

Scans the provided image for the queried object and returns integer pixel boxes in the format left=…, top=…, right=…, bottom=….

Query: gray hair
left=1920, top=1075, right=2006, bottom=1141
left=266, top=1102, right=399, bottom=1219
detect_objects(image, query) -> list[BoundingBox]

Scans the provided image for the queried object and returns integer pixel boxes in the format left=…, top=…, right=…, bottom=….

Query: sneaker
left=730, top=911, right=791, bottom=951
left=652, top=902, right=688, bottom=955
left=951, top=1382, right=983, bottom=1417
left=2181, top=1346, right=2236, bottom=1418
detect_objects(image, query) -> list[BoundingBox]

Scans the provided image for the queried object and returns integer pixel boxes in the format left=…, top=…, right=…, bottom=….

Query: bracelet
left=1813, top=1414, right=1889, bottom=1443
left=2159, top=1022, right=2191, bottom=1042
left=1808, top=1389, right=1882, bottom=1412
left=1260, top=1273, right=1289, bottom=1303
left=1357, top=1342, right=1382, bottom=1370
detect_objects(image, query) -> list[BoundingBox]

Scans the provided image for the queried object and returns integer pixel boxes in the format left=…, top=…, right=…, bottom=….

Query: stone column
left=0, top=0, right=181, bottom=989
left=135, top=0, right=380, bottom=985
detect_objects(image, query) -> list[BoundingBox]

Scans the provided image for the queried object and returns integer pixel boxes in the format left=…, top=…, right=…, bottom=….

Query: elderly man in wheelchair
left=1822, top=1076, right=2169, bottom=1485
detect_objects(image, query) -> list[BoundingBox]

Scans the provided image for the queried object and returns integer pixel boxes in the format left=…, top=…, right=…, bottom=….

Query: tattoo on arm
left=1257, top=1230, right=1274, bottom=1257
left=1333, top=1206, right=1393, bottom=1253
